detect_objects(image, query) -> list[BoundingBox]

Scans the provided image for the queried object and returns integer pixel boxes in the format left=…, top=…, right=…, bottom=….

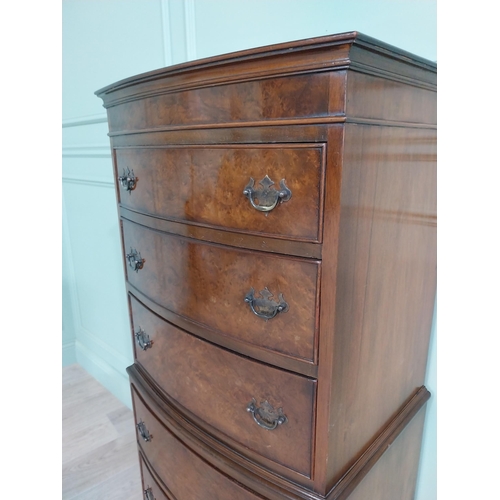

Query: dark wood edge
left=128, top=365, right=430, bottom=500
left=345, top=117, right=437, bottom=129
left=107, top=116, right=346, bottom=137
left=106, top=114, right=436, bottom=138
left=96, top=53, right=350, bottom=99
left=352, top=33, right=436, bottom=71
left=127, top=285, right=319, bottom=378
left=326, top=386, right=431, bottom=500
left=349, top=64, right=435, bottom=91
left=109, top=124, right=331, bottom=147
left=95, top=31, right=435, bottom=101
left=138, top=449, right=178, bottom=500
left=99, top=63, right=351, bottom=109
left=120, top=208, right=323, bottom=258
left=95, top=33, right=357, bottom=96
left=115, top=142, right=326, bottom=150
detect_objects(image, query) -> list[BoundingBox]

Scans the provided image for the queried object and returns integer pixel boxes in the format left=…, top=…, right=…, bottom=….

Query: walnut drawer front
left=133, top=387, right=264, bottom=500
left=130, top=294, right=316, bottom=477
left=115, top=144, right=325, bottom=242
left=122, top=219, right=320, bottom=363
left=139, top=453, right=170, bottom=500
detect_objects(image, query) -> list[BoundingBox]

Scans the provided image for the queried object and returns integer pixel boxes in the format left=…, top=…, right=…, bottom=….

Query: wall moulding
left=62, top=145, right=112, bottom=158
left=63, top=114, right=108, bottom=128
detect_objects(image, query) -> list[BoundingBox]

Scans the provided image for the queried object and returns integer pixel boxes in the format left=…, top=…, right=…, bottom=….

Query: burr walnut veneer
left=96, top=32, right=436, bottom=500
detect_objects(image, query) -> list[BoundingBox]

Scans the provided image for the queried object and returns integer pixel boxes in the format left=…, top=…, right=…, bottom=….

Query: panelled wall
left=62, top=1, right=436, bottom=498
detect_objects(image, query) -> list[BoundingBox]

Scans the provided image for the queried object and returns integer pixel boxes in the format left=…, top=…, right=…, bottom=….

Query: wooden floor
left=62, top=364, right=143, bottom=499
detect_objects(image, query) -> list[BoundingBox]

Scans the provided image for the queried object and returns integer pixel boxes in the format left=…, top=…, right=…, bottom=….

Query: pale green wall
left=62, top=1, right=436, bottom=497
left=193, top=0, right=436, bottom=60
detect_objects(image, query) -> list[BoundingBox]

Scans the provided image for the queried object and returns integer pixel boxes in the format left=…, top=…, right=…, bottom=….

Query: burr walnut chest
left=96, top=32, right=436, bottom=500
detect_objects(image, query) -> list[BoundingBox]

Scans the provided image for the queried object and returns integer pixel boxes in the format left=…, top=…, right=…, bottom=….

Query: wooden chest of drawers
left=96, top=31, right=436, bottom=500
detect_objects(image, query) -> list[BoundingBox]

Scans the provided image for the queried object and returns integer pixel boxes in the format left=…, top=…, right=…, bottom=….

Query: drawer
left=115, top=144, right=325, bottom=242
left=132, top=385, right=269, bottom=500
left=139, top=454, right=170, bottom=500
left=130, top=298, right=316, bottom=477
left=123, top=219, right=320, bottom=362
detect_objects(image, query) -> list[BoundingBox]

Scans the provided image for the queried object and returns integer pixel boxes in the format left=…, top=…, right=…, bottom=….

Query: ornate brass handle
left=135, top=327, right=152, bottom=351
left=143, top=487, right=155, bottom=500
left=118, top=167, right=137, bottom=193
left=243, top=175, right=291, bottom=212
left=247, top=398, right=288, bottom=430
left=244, top=288, right=288, bottom=320
left=126, top=248, right=144, bottom=273
left=136, top=420, right=152, bottom=442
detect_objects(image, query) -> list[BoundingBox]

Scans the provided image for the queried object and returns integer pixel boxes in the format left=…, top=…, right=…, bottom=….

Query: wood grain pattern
left=115, top=144, right=326, bottom=242
left=130, top=294, right=316, bottom=477
left=110, top=123, right=331, bottom=146
left=122, top=219, right=321, bottom=362
left=324, top=124, right=436, bottom=489
left=106, top=73, right=337, bottom=134
left=132, top=385, right=266, bottom=500
left=127, top=284, right=318, bottom=378
left=346, top=71, right=437, bottom=125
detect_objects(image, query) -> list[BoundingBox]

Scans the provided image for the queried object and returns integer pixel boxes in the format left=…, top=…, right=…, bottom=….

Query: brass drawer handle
left=136, top=420, right=152, bottom=442
left=244, top=287, right=288, bottom=320
left=247, top=398, right=288, bottom=430
left=243, top=175, right=291, bottom=213
left=126, top=248, right=144, bottom=273
left=135, top=327, right=152, bottom=351
left=118, top=167, right=137, bottom=193
left=143, top=487, right=155, bottom=500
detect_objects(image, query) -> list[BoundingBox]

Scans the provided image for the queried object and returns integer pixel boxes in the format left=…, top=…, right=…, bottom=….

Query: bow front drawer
left=131, top=323, right=317, bottom=478
left=139, top=454, right=170, bottom=500
left=134, top=388, right=264, bottom=500
left=114, top=144, right=325, bottom=242
left=122, top=219, right=320, bottom=363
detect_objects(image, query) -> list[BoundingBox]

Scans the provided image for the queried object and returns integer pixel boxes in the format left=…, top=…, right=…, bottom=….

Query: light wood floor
left=62, top=364, right=143, bottom=499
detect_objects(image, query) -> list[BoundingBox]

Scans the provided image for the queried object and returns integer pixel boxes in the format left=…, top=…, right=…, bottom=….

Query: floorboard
left=62, top=364, right=142, bottom=499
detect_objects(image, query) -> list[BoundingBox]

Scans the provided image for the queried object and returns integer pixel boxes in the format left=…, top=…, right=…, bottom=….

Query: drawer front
left=115, top=144, right=325, bottom=242
left=140, top=454, right=170, bottom=500
left=123, top=219, right=320, bottom=362
left=130, top=296, right=316, bottom=477
left=133, top=386, right=267, bottom=500
left=105, top=71, right=336, bottom=132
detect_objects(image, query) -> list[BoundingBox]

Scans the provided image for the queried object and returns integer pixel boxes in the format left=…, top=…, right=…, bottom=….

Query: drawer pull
left=126, top=248, right=144, bottom=273
left=243, top=175, right=291, bottom=213
left=244, top=287, right=289, bottom=320
left=247, top=398, right=288, bottom=430
left=135, top=327, right=152, bottom=351
left=136, top=420, right=152, bottom=442
left=143, top=487, right=155, bottom=500
left=118, top=167, right=137, bottom=192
